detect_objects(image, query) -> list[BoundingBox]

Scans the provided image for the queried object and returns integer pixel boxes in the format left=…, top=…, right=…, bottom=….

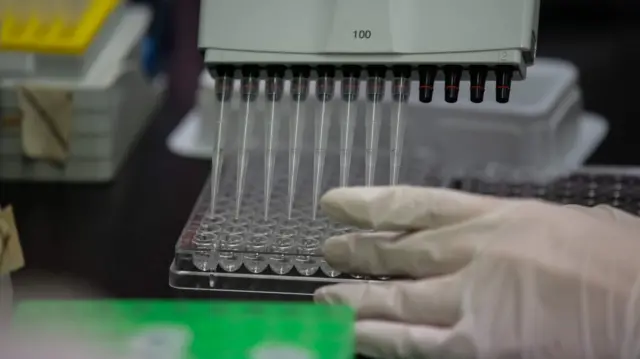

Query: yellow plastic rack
left=0, top=0, right=120, bottom=55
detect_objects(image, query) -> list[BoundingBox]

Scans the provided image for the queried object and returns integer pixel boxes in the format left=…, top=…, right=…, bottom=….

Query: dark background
left=2, top=0, right=640, bottom=300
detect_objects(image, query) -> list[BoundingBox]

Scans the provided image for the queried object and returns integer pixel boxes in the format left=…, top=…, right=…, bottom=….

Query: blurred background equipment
left=0, top=0, right=162, bottom=182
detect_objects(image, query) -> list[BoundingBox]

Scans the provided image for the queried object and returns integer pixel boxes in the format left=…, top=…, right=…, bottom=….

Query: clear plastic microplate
left=171, top=148, right=444, bottom=295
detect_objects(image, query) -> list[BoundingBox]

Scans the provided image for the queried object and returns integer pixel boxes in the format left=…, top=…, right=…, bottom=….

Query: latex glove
left=314, top=186, right=640, bottom=359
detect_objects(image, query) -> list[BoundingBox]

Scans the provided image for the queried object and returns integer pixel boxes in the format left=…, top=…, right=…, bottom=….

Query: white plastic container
left=411, top=58, right=607, bottom=181
left=169, top=58, right=607, bottom=183
left=0, top=6, right=162, bottom=182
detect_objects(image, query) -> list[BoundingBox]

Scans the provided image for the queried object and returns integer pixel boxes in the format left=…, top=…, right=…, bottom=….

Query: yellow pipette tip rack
left=0, top=0, right=120, bottom=55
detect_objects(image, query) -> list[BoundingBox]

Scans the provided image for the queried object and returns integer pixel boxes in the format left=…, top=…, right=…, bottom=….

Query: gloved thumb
left=354, top=320, right=455, bottom=359
left=321, top=186, right=504, bottom=231
left=315, top=274, right=462, bottom=327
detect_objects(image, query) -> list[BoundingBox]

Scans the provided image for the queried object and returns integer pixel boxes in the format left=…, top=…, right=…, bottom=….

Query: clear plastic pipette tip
left=263, top=74, right=284, bottom=219
left=340, top=76, right=359, bottom=187
left=209, top=74, right=233, bottom=217
left=235, top=73, right=259, bottom=219
left=365, top=76, right=385, bottom=187
left=312, top=74, right=335, bottom=219
left=287, top=75, right=309, bottom=219
left=390, top=76, right=410, bottom=185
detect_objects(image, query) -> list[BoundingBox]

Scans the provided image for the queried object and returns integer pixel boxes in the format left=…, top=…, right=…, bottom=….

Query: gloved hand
left=314, top=186, right=640, bottom=359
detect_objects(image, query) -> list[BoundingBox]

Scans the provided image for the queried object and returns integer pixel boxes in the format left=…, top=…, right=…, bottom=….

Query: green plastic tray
left=13, top=300, right=354, bottom=359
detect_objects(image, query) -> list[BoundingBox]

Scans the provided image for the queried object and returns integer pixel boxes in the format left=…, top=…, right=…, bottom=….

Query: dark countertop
left=3, top=19, right=640, bottom=301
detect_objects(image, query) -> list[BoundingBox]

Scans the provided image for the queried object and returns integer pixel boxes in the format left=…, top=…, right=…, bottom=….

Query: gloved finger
left=321, top=186, right=504, bottom=231
left=323, top=231, right=416, bottom=277
left=323, top=227, right=478, bottom=277
left=354, top=320, right=453, bottom=359
left=566, top=204, right=640, bottom=229
left=314, top=274, right=462, bottom=326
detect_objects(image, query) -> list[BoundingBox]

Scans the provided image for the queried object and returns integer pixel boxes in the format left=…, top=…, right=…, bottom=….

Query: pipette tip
left=340, top=72, right=360, bottom=188
left=364, top=74, right=385, bottom=187
left=287, top=155, right=299, bottom=220
left=339, top=167, right=350, bottom=187
left=312, top=71, right=334, bottom=220
left=390, top=73, right=410, bottom=187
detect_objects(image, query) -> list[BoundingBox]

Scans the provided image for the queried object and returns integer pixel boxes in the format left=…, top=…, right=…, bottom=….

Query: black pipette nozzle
left=240, top=66, right=260, bottom=102
left=367, top=65, right=387, bottom=78
left=266, top=66, right=286, bottom=101
left=495, top=65, right=514, bottom=103
left=291, top=65, right=311, bottom=78
left=342, top=65, right=361, bottom=78
left=469, top=65, right=489, bottom=103
left=215, top=65, right=235, bottom=77
left=418, top=65, right=437, bottom=103
left=316, top=66, right=336, bottom=101
left=391, top=66, right=412, bottom=102
left=214, top=65, right=235, bottom=102
left=365, top=66, right=386, bottom=102
left=392, top=66, right=412, bottom=78
left=241, top=65, right=260, bottom=78
left=444, top=65, right=463, bottom=103
left=266, top=65, right=286, bottom=78
left=341, top=66, right=361, bottom=102
left=316, top=65, right=336, bottom=78
left=291, top=66, right=310, bottom=102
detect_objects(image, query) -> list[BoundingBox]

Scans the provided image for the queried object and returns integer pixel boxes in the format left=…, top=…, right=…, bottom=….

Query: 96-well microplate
left=171, top=151, right=442, bottom=295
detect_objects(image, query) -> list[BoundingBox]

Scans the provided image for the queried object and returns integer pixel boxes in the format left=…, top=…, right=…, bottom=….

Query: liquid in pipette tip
left=312, top=67, right=335, bottom=219
left=364, top=67, right=386, bottom=187
left=263, top=66, right=285, bottom=220
left=235, top=67, right=259, bottom=219
left=390, top=67, right=411, bottom=186
left=339, top=67, right=361, bottom=187
left=287, top=67, right=310, bottom=219
left=209, top=67, right=234, bottom=217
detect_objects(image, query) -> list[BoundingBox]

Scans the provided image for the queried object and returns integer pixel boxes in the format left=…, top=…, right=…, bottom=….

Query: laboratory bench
left=3, top=19, right=640, bottom=302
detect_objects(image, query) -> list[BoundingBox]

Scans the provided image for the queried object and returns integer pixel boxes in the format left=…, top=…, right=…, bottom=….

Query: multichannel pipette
left=389, top=67, right=411, bottom=185
left=312, top=67, right=335, bottom=219
left=287, top=67, right=310, bottom=219
left=235, top=67, right=259, bottom=218
left=364, top=67, right=386, bottom=187
left=198, top=0, right=537, bottom=223
left=209, top=67, right=234, bottom=217
left=339, top=67, right=360, bottom=187
left=263, top=66, right=285, bottom=219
